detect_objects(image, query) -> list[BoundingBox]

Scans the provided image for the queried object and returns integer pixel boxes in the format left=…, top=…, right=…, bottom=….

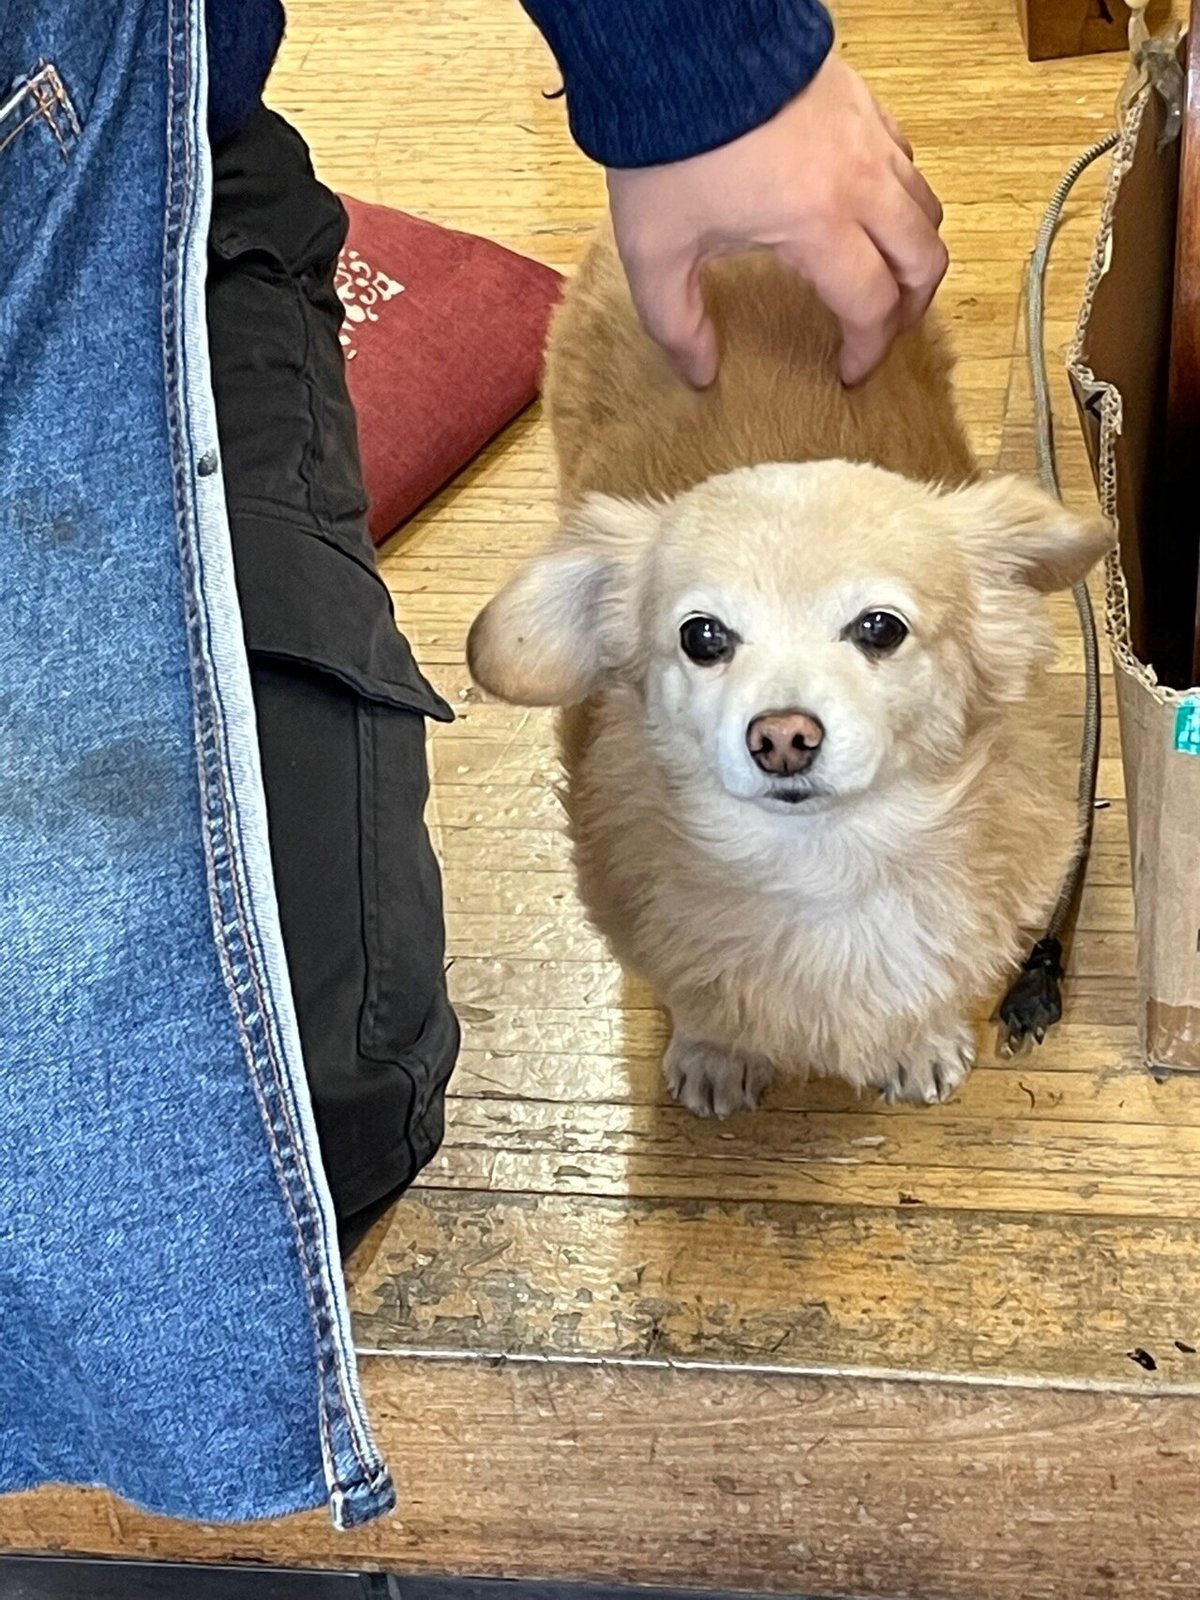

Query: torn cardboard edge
left=1069, top=79, right=1200, bottom=1071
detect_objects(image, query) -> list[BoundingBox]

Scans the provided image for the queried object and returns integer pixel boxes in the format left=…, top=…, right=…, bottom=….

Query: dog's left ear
left=951, top=476, right=1114, bottom=592
left=467, top=494, right=660, bottom=707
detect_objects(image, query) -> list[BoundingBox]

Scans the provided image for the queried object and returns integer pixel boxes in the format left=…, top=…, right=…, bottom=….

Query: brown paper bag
left=1070, top=78, right=1200, bottom=1069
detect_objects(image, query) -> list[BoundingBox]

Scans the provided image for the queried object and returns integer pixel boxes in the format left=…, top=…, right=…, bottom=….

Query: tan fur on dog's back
left=544, top=231, right=975, bottom=508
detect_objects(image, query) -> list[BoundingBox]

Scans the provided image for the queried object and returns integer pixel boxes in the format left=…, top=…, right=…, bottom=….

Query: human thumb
left=623, top=250, right=719, bottom=388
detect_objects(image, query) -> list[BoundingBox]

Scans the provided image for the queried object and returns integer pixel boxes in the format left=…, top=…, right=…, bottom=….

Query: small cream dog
left=468, top=234, right=1110, bottom=1116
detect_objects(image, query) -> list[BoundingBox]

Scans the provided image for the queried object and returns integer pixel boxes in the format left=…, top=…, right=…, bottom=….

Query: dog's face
left=468, top=462, right=1110, bottom=816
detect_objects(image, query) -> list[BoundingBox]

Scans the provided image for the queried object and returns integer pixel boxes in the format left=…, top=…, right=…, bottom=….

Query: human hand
left=605, top=55, right=947, bottom=387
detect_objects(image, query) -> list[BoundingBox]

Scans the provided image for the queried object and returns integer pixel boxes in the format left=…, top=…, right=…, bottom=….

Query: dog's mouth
left=760, top=784, right=822, bottom=809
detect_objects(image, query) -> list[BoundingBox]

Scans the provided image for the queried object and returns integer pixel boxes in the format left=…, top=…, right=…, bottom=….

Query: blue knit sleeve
left=519, top=0, right=835, bottom=169
left=206, top=0, right=286, bottom=147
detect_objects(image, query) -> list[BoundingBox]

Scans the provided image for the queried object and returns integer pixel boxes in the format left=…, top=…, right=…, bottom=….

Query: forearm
left=519, top=0, right=835, bottom=168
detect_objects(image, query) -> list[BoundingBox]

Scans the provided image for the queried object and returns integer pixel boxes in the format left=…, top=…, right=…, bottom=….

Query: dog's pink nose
left=747, top=710, right=824, bottom=777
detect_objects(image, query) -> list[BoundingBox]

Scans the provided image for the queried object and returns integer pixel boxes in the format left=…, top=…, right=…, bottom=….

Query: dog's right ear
left=467, top=494, right=660, bottom=706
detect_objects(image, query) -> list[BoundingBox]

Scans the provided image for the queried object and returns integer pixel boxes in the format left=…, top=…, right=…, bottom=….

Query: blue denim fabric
left=0, top=0, right=392, bottom=1527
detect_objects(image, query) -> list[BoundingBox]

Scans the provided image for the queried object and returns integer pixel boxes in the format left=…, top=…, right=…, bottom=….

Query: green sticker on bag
left=1176, top=698, right=1200, bottom=756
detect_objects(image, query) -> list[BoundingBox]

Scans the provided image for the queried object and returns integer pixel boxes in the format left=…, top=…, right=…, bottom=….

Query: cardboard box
left=1069, top=75, right=1200, bottom=1070
left=1018, top=0, right=1162, bottom=60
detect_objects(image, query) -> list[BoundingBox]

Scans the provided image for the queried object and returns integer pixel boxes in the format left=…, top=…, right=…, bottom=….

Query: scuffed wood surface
left=5, top=1361, right=1200, bottom=1600
left=351, top=1190, right=1200, bottom=1389
left=413, top=1096, right=1200, bottom=1218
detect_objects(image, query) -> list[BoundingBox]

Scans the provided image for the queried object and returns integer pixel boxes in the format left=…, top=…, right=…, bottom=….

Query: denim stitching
left=31, top=81, right=70, bottom=159
left=161, top=0, right=356, bottom=1500
left=0, top=108, right=40, bottom=158
left=217, top=810, right=383, bottom=1484
left=14, top=63, right=81, bottom=161
left=163, top=0, right=382, bottom=1505
left=198, top=20, right=383, bottom=1509
left=229, top=866, right=382, bottom=1485
left=195, top=632, right=375, bottom=1485
left=0, top=63, right=79, bottom=161
left=41, top=61, right=82, bottom=140
left=164, top=1, right=354, bottom=1497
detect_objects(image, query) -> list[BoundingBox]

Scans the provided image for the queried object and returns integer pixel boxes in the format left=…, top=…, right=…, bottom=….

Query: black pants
left=205, top=109, right=459, bottom=1253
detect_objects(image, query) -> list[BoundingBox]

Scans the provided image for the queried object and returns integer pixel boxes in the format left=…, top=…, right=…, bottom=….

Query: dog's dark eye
left=679, top=615, right=735, bottom=665
left=848, top=609, right=909, bottom=656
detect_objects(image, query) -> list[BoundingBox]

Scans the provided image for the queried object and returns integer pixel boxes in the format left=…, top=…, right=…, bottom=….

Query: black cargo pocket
left=233, top=509, right=448, bottom=716
left=357, top=690, right=447, bottom=1060
left=232, top=510, right=458, bottom=1212
left=353, top=678, right=459, bottom=1169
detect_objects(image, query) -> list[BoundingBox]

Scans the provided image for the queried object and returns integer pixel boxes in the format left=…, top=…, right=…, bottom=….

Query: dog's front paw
left=881, top=1021, right=975, bottom=1106
left=664, top=1034, right=773, bottom=1119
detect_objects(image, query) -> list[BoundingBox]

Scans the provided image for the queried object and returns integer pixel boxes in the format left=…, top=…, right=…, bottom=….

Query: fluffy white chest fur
left=469, top=234, right=1109, bottom=1117
left=565, top=682, right=1058, bottom=1113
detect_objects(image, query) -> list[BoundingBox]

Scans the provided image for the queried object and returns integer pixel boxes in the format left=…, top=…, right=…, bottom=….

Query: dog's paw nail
left=664, top=1037, right=773, bottom=1118
left=883, top=1028, right=975, bottom=1106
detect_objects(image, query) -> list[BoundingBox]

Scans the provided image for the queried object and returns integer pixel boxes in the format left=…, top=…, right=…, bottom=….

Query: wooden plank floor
left=6, top=2, right=1200, bottom=1597
left=333, top=0, right=1200, bottom=1390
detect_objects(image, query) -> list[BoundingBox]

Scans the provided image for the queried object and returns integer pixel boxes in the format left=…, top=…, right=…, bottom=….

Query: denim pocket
left=0, top=61, right=81, bottom=260
left=0, top=60, right=79, bottom=159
